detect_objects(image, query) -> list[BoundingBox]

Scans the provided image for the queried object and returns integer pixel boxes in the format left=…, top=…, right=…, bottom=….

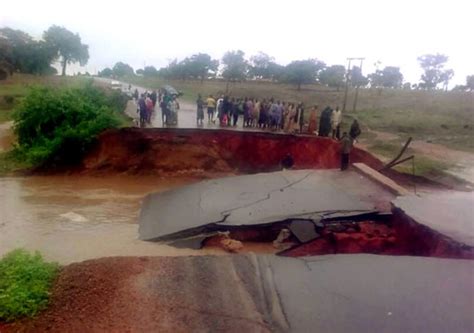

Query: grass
left=368, top=140, right=451, bottom=176
left=0, top=249, right=59, bottom=322
left=0, top=150, right=33, bottom=176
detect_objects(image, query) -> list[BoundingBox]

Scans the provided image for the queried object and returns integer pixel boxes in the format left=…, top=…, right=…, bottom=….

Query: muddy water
left=0, top=175, right=223, bottom=264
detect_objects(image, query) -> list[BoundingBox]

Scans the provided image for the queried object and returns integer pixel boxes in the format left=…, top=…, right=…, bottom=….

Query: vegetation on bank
left=0, top=249, right=59, bottom=322
left=12, top=81, right=128, bottom=166
left=0, top=74, right=89, bottom=124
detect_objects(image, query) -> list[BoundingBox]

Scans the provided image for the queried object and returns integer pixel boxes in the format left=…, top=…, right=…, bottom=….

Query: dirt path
left=359, top=129, right=474, bottom=186
left=0, top=121, right=13, bottom=152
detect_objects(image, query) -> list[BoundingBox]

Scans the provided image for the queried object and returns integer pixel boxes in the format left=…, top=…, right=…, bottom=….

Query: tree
left=319, top=65, right=345, bottom=90
left=0, top=27, right=56, bottom=75
left=466, top=75, right=474, bottom=91
left=112, top=62, right=134, bottom=77
left=368, top=66, right=404, bottom=88
left=98, top=67, right=113, bottom=77
left=417, top=53, right=454, bottom=90
left=143, top=66, right=158, bottom=77
left=350, top=66, right=369, bottom=87
left=283, top=59, right=326, bottom=90
left=43, top=25, right=89, bottom=76
left=249, top=52, right=274, bottom=79
left=185, top=53, right=219, bottom=82
left=221, top=50, right=248, bottom=82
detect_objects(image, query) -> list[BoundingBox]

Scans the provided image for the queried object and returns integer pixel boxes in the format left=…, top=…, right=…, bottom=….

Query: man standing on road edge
left=340, top=132, right=352, bottom=170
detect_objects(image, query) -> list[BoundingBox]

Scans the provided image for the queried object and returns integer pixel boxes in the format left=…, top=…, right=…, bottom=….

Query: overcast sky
left=1, top=0, right=473, bottom=86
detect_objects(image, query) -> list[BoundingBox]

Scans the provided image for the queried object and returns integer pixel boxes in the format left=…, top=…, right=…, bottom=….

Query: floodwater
left=0, top=175, right=223, bottom=264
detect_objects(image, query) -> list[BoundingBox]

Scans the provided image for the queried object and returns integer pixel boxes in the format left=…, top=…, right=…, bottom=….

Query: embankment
left=81, top=128, right=384, bottom=175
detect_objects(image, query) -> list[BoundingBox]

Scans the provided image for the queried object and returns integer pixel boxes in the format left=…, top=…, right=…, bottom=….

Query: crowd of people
left=200, top=94, right=361, bottom=141
left=135, top=87, right=362, bottom=171
left=135, top=89, right=180, bottom=127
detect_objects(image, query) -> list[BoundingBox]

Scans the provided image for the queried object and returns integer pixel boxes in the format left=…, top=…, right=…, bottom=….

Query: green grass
left=368, top=140, right=451, bottom=176
left=0, top=150, right=33, bottom=176
left=0, top=249, right=59, bottom=322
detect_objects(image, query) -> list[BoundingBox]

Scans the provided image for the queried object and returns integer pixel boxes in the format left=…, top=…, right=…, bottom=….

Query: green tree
left=350, top=66, right=369, bottom=87
left=283, top=59, right=326, bottom=90
left=319, top=65, right=345, bottom=90
left=0, top=27, right=56, bottom=75
left=98, top=67, right=113, bottom=77
left=249, top=52, right=274, bottom=79
left=368, top=66, right=404, bottom=88
left=417, top=53, right=453, bottom=90
left=222, top=50, right=248, bottom=82
left=466, top=75, right=474, bottom=91
left=143, top=66, right=158, bottom=77
left=43, top=25, right=89, bottom=76
left=185, top=53, right=219, bottom=82
left=112, top=62, right=134, bottom=77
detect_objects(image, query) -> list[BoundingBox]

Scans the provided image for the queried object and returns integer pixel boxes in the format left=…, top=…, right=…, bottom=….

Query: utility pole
left=342, top=58, right=352, bottom=112
left=352, top=58, right=365, bottom=112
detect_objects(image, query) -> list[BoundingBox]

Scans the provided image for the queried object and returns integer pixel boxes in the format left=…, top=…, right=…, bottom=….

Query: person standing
left=308, top=105, right=318, bottom=134
left=295, top=102, right=305, bottom=133
left=349, top=119, right=362, bottom=142
left=340, top=132, right=352, bottom=171
left=318, top=106, right=332, bottom=137
left=150, top=90, right=157, bottom=108
left=145, top=94, right=154, bottom=124
left=206, top=95, right=216, bottom=124
left=196, top=94, right=205, bottom=126
left=253, top=99, right=261, bottom=127
left=137, top=94, right=147, bottom=128
left=331, top=106, right=342, bottom=139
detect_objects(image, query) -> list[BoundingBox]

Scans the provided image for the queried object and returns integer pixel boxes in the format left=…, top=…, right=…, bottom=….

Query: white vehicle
left=110, top=81, right=122, bottom=90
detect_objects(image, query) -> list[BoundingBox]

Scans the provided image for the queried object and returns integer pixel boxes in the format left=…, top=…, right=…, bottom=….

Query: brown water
left=0, top=175, right=223, bottom=264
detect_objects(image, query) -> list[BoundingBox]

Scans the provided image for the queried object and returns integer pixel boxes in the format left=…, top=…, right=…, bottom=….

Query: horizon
left=1, top=0, right=473, bottom=87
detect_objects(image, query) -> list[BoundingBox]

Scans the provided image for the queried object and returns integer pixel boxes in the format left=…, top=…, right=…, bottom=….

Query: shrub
left=0, top=249, right=59, bottom=322
left=13, top=82, right=122, bottom=166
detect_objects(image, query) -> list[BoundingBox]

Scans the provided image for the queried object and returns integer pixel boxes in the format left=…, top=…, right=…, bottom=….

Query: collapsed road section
left=139, top=168, right=474, bottom=259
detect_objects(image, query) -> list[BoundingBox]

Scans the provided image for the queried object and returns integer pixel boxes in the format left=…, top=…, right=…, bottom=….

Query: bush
left=0, top=249, right=59, bottom=322
left=13, top=82, right=123, bottom=166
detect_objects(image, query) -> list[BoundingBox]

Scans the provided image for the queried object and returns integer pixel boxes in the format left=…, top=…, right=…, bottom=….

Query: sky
left=1, top=0, right=473, bottom=86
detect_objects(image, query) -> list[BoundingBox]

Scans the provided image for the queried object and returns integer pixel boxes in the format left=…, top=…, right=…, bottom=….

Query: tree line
left=0, top=26, right=89, bottom=79
left=1, top=25, right=472, bottom=92
left=100, top=51, right=473, bottom=92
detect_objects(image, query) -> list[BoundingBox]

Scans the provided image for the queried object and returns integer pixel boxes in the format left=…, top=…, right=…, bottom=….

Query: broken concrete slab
left=393, top=192, right=474, bottom=247
left=288, top=219, right=320, bottom=243
left=139, top=169, right=396, bottom=242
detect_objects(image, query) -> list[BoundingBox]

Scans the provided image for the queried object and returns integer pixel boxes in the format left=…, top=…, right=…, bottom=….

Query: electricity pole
left=352, top=58, right=365, bottom=112
left=342, top=57, right=365, bottom=112
left=342, top=58, right=352, bottom=112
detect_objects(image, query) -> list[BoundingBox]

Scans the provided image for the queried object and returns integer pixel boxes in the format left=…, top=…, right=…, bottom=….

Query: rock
left=273, top=229, right=292, bottom=249
left=220, top=238, right=243, bottom=252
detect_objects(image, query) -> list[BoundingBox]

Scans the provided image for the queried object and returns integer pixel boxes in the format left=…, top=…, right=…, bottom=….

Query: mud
left=280, top=213, right=474, bottom=259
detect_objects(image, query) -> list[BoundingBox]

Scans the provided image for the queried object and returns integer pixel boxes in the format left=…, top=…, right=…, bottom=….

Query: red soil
left=2, top=256, right=271, bottom=332
left=281, top=218, right=474, bottom=259
left=81, top=128, right=383, bottom=175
